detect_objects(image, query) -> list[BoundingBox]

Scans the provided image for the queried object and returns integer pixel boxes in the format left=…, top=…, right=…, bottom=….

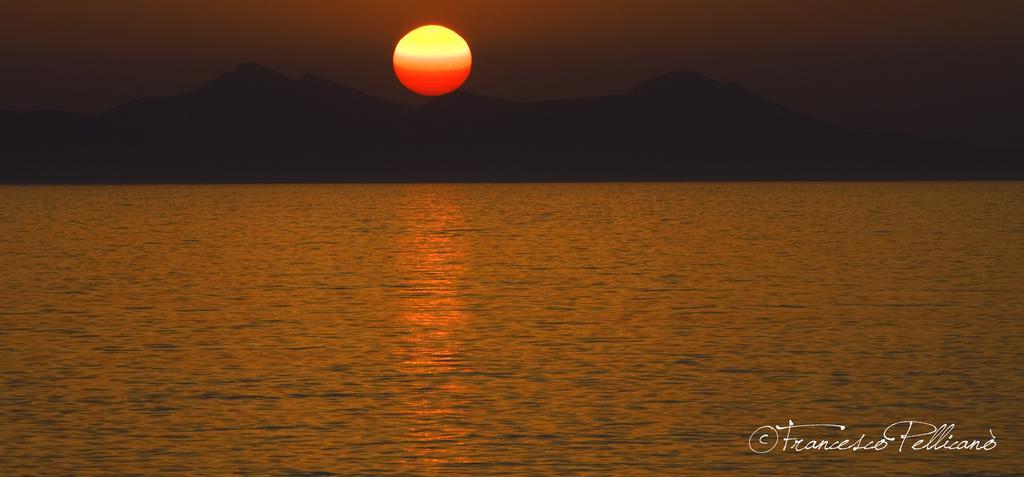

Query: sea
left=1, top=183, right=1022, bottom=475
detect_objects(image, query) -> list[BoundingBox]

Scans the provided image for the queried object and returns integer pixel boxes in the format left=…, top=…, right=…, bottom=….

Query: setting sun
left=393, top=25, right=472, bottom=96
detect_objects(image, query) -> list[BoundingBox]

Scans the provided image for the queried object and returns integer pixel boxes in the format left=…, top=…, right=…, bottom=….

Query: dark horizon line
left=5, top=179, right=1024, bottom=187
left=5, top=59, right=1022, bottom=184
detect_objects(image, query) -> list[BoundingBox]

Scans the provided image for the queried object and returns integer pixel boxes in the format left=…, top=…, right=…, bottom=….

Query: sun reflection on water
left=394, top=189, right=475, bottom=468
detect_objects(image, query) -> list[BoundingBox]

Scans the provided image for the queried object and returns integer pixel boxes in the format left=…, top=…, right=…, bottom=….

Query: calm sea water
left=1, top=183, right=1022, bottom=475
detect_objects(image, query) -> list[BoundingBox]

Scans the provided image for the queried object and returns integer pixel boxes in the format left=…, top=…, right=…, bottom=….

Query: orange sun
left=393, top=25, right=472, bottom=96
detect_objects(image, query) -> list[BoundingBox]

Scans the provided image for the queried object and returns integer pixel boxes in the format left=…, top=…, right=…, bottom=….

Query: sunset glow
left=394, top=25, right=472, bottom=96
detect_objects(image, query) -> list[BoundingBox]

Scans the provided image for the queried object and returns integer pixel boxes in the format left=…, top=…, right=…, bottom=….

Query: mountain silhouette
left=2, top=63, right=1020, bottom=183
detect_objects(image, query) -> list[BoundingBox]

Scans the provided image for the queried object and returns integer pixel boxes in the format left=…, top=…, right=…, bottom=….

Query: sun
left=393, top=25, right=472, bottom=96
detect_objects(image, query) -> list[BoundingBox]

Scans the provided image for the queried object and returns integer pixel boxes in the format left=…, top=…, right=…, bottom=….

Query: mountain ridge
left=2, top=63, right=1020, bottom=183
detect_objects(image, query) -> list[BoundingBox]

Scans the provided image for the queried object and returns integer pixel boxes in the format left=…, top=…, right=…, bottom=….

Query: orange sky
left=1, top=0, right=1022, bottom=146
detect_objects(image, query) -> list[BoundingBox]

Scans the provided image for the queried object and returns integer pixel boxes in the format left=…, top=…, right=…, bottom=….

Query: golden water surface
left=1, top=183, right=1022, bottom=475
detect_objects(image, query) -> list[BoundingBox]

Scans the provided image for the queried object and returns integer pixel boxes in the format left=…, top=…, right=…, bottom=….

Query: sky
left=2, top=0, right=1022, bottom=147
